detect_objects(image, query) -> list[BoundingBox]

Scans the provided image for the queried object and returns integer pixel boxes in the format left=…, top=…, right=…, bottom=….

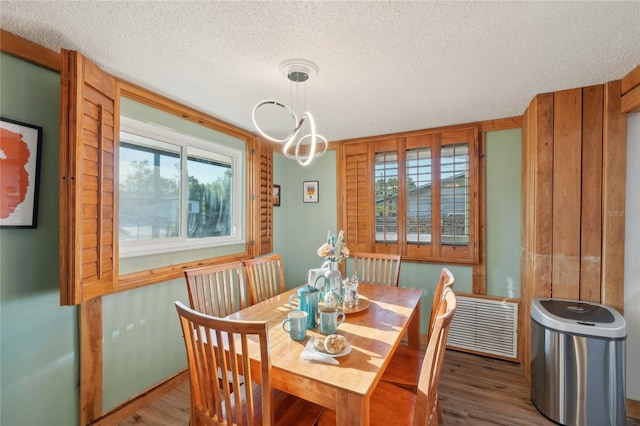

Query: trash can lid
left=531, top=298, right=626, bottom=338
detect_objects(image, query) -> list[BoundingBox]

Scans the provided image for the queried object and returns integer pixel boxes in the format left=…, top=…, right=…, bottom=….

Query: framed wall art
left=303, top=181, right=319, bottom=203
left=0, top=117, right=43, bottom=228
left=273, top=184, right=281, bottom=207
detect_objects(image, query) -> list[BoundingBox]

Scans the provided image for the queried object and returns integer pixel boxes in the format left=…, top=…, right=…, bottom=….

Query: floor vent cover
left=447, top=295, right=518, bottom=360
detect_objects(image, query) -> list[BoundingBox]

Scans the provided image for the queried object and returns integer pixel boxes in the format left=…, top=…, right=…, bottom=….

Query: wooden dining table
left=226, top=283, right=424, bottom=426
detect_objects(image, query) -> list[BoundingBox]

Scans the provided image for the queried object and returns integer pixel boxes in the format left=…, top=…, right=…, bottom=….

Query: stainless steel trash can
left=531, top=298, right=626, bottom=426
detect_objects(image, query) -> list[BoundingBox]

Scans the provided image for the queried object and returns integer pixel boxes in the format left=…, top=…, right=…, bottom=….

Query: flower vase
left=323, top=261, right=343, bottom=308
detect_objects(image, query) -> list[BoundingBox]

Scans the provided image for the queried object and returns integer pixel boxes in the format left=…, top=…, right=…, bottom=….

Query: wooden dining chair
left=380, top=267, right=454, bottom=421
left=184, top=261, right=248, bottom=317
left=351, top=252, right=402, bottom=287
left=175, top=301, right=324, bottom=426
left=317, top=288, right=457, bottom=426
left=243, top=254, right=286, bottom=305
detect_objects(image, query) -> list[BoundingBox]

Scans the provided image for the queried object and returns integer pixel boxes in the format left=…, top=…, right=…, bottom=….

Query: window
left=119, top=117, right=242, bottom=258
left=60, top=51, right=262, bottom=305
left=405, top=145, right=432, bottom=244
left=439, top=143, right=470, bottom=245
left=375, top=151, right=399, bottom=242
left=342, top=127, right=478, bottom=264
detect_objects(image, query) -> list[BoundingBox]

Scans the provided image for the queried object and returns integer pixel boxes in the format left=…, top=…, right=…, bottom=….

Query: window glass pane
left=406, top=147, right=432, bottom=244
left=118, top=117, right=243, bottom=259
left=187, top=147, right=233, bottom=238
left=375, top=151, right=398, bottom=242
left=441, top=143, right=469, bottom=246
left=119, top=139, right=181, bottom=241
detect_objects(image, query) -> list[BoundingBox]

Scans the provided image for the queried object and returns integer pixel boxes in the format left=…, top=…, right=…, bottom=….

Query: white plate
left=309, top=337, right=352, bottom=358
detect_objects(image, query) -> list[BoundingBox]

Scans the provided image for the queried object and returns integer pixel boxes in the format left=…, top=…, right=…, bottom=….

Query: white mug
left=308, top=268, right=327, bottom=292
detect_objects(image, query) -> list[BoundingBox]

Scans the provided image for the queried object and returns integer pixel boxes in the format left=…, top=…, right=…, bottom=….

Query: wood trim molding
left=621, top=85, right=640, bottom=114
left=621, top=63, right=640, bottom=95
left=333, top=116, right=522, bottom=145
left=627, top=399, right=640, bottom=421
left=0, top=29, right=60, bottom=71
left=79, top=298, right=103, bottom=425
left=472, top=131, right=487, bottom=294
left=602, top=80, right=627, bottom=314
left=622, top=63, right=640, bottom=113
left=116, top=251, right=251, bottom=292
left=89, top=370, right=188, bottom=426
left=119, top=82, right=254, bottom=140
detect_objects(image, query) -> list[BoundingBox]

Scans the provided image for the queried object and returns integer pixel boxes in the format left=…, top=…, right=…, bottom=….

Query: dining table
left=226, top=283, right=424, bottom=426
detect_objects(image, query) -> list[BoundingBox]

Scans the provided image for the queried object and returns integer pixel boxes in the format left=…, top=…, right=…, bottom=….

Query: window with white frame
left=119, top=117, right=242, bottom=257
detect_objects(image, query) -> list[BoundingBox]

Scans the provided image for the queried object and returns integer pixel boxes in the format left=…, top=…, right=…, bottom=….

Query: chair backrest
left=175, top=301, right=274, bottom=426
left=427, top=267, right=455, bottom=340
left=413, top=288, right=457, bottom=426
left=243, top=254, right=286, bottom=305
left=352, top=252, right=401, bottom=287
left=184, top=261, right=248, bottom=317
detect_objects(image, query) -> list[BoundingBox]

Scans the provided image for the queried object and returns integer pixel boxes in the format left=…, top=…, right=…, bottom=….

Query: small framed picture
left=303, top=181, right=319, bottom=203
left=273, top=184, right=281, bottom=207
left=0, top=117, right=43, bottom=228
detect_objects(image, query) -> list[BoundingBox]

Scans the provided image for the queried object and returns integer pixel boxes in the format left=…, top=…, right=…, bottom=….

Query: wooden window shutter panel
left=438, top=127, right=480, bottom=263
left=249, top=137, right=273, bottom=256
left=60, top=50, right=118, bottom=305
left=341, top=142, right=372, bottom=253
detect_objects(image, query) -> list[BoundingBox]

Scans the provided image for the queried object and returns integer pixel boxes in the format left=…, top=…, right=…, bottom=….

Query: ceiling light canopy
left=252, top=59, right=327, bottom=166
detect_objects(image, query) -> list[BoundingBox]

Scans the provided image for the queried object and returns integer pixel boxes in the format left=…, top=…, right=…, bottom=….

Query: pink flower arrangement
left=317, top=230, right=349, bottom=262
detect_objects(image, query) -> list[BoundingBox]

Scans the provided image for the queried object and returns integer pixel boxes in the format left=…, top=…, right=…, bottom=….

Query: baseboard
left=628, top=399, right=640, bottom=420
left=89, top=369, right=188, bottom=426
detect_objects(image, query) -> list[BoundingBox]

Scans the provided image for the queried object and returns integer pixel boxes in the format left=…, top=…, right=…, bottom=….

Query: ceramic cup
left=317, top=306, right=346, bottom=335
left=282, top=310, right=308, bottom=341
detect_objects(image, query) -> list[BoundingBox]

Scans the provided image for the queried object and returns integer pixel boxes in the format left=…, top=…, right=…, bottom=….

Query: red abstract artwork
left=0, top=127, right=31, bottom=219
left=0, top=118, right=42, bottom=228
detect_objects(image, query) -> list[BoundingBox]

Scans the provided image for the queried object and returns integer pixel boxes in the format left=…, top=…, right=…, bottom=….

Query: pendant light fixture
left=252, top=59, right=327, bottom=166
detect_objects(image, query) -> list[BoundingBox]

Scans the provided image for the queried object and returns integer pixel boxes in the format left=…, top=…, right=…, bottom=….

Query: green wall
left=273, top=129, right=522, bottom=331
left=0, top=51, right=522, bottom=425
left=486, top=129, right=522, bottom=297
left=273, top=150, right=339, bottom=287
left=0, top=54, right=205, bottom=424
left=102, top=279, right=187, bottom=411
left=0, top=53, right=78, bottom=425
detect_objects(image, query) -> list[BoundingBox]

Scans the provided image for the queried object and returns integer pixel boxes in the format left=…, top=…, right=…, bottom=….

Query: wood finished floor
left=118, top=349, right=640, bottom=425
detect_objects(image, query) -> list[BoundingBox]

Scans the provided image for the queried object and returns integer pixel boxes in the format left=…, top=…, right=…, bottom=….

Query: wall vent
left=447, top=295, right=518, bottom=360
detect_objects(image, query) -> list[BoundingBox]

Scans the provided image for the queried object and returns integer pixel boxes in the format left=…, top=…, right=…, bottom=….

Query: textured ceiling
left=1, top=1, right=639, bottom=142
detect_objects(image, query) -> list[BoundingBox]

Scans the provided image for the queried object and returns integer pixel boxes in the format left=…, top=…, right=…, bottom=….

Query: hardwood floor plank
left=118, top=350, right=640, bottom=425
left=117, top=381, right=190, bottom=425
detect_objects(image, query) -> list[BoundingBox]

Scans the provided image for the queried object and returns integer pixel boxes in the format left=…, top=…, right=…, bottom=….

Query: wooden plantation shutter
left=249, top=137, right=273, bottom=256
left=60, top=50, right=118, bottom=305
left=341, top=142, right=372, bottom=253
left=339, top=129, right=479, bottom=264
left=371, top=137, right=403, bottom=254
left=439, top=127, right=479, bottom=263
left=405, top=133, right=437, bottom=260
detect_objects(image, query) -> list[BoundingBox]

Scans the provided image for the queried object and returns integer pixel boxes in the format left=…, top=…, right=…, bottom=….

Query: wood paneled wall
left=622, top=64, right=640, bottom=114
left=521, top=82, right=627, bottom=381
